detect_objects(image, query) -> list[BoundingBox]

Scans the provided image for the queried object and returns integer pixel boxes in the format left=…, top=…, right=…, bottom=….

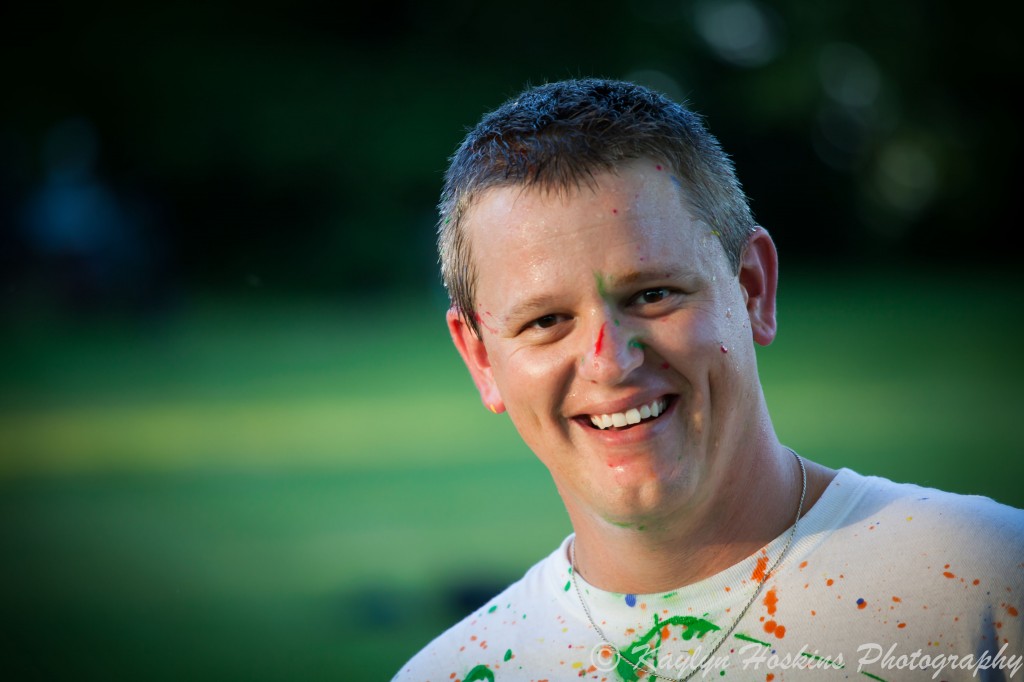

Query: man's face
left=449, top=158, right=777, bottom=528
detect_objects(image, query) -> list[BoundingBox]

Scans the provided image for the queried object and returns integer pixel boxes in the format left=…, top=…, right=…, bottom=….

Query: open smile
left=583, top=396, right=675, bottom=430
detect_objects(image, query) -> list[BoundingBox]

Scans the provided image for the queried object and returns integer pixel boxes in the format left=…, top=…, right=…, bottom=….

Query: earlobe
left=738, top=228, right=779, bottom=346
left=446, top=308, right=506, bottom=413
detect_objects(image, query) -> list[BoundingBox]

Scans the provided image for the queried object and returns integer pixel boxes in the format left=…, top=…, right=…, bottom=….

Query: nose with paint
left=578, top=316, right=644, bottom=385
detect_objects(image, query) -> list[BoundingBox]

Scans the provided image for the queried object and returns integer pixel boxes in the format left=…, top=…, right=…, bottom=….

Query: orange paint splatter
left=1008, top=606, right=1020, bottom=617
left=857, top=598, right=868, bottom=610
left=893, top=596, right=902, bottom=602
left=799, top=561, right=808, bottom=569
left=661, top=626, right=671, bottom=640
left=767, top=675, right=775, bottom=681
left=763, top=588, right=779, bottom=616
left=751, top=553, right=769, bottom=582
left=898, top=622, right=906, bottom=629
left=826, top=578, right=834, bottom=587
left=973, top=579, right=981, bottom=586
left=943, top=572, right=956, bottom=579
left=810, top=610, right=816, bottom=616
left=764, top=620, right=777, bottom=634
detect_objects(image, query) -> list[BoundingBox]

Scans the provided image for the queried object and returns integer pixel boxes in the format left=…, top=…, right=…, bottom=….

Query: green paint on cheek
left=628, top=338, right=645, bottom=349
left=594, top=272, right=609, bottom=298
left=504, top=649, right=513, bottom=662
left=464, top=664, right=495, bottom=682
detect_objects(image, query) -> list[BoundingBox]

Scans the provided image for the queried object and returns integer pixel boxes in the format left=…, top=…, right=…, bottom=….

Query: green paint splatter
left=733, top=633, right=770, bottom=648
left=662, top=592, right=678, bottom=599
left=628, top=338, right=645, bottom=349
left=860, top=672, right=888, bottom=681
left=594, top=272, right=609, bottom=299
left=615, top=616, right=720, bottom=682
left=504, top=649, right=513, bottom=662
left=464, top=664, right=494, bottom=682
left=488, top=605, right=497, bottom=613
left=564, top=580, right=571, bottom=591
left=719, top=671, right=725, bottom=677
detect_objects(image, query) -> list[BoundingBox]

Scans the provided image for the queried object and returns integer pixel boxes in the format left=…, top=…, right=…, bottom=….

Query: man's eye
left=636, top=288, right=670, bottom=304
left=530, top=314, right=561, bottom=329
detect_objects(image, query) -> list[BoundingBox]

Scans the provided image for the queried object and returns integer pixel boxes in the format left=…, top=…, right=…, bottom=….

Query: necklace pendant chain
left=570, top=449, right=807, bottom=682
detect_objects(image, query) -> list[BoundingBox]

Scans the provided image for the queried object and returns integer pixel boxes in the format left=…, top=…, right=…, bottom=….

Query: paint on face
left=594, top=323, right=606, bottom=355
left=594, top=271, right=610, bottom=299
left=720, top=344, right=729, bottom=354
left=629, top=338, right=645, bottom=350
left=474, top=311, right=499, bottom=335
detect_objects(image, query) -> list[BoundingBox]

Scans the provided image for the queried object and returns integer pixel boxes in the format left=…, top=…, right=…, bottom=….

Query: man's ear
left=738, top=227, right=779, bottom=346
left=447, top=308, right=506, bottom=413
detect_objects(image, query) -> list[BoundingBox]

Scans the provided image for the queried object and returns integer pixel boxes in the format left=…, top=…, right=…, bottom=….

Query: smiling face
left=448, top=158, right=778, bottom=529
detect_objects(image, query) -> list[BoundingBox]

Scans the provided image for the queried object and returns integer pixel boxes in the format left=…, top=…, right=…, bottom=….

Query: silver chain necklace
left=570, top=449, right=807, bottom=682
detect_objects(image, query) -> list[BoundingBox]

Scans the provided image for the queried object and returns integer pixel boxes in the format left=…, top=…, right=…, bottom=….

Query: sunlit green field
left=1, top=268, right=1021, bottom=681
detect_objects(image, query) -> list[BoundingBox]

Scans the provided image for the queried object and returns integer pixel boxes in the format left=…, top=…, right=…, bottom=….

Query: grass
left=1, top=267, right=1021, bottom=680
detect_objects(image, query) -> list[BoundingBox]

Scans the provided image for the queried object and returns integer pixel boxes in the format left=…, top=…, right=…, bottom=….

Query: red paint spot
left=655, top=164, right=663, bottom=171
left=720, top=345, right=728, bottom=353
left=612, top=208, right=619, bottom=214
left=1008, top=606, right=1020, bottom=617
left=660, top=362, right=670, bottom=369
left=594, top=323, right=606, bottom=355
left=767, top=675, right=775, bottom=681
left=474, top=311, right=499, bottom=334
left=974, top=579, right=981, bottom=586
left=751, top=553, right=769, bottom=582
left=763, top=588, right=778, bottom=616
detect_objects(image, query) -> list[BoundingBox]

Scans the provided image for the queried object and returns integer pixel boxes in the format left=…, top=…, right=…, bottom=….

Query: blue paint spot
left=625, top=594, right=637, bottom=607
left=856, top=598, right=866, bottom=606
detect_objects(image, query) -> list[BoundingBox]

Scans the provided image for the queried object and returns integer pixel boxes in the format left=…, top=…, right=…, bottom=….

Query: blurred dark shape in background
left=18, top=117, right=174, bottom=319
left=1, top=0, right=1020, bottom=321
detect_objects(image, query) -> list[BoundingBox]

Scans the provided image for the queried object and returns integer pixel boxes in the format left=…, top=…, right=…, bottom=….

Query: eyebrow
left=612, top=268, right=694, bottom=288
left=505, top=293, right=564, bottom=323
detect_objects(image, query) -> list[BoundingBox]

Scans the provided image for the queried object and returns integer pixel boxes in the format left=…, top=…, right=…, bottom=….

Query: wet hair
left=438, top=77, right=756, bottom=336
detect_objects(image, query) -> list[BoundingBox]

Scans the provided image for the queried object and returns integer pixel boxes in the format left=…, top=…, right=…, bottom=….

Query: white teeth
left=589, top=398, right=667, bottom=430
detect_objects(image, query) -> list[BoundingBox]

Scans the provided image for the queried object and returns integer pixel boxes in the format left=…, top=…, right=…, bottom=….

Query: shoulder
left=837, top=467, right=1024, bottom=535
left=392, top=538, right=573, bottom=682
left=807, top=467, right=1024, bottom=579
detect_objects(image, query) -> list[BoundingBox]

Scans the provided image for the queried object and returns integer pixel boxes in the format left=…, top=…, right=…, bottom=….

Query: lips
left=587, top=397, right=669, bottom=430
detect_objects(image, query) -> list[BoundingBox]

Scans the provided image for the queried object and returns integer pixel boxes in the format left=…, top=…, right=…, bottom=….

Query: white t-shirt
left=394, top=468, right=1024, bottom=681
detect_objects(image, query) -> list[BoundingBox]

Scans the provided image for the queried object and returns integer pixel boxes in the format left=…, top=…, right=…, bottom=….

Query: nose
left=578, top=315, right=644, bottom=385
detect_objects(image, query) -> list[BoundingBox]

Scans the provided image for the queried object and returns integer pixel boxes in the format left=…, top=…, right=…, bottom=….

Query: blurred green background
left=1, top=1, right=1021, bottom=680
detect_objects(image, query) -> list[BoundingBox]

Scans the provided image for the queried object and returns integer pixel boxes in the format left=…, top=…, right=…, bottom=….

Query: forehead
left=462, top=159, right=727, bottom=291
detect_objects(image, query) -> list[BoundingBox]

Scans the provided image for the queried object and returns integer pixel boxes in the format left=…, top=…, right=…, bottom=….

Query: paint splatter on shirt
left=394, top=469, right=1024, bottom=681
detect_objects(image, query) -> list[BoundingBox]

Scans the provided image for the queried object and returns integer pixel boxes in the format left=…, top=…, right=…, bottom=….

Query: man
left=395, top=79, right=1023, bottom=681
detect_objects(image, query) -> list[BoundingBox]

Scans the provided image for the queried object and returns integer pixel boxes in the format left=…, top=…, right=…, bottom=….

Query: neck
left=567, top=443, right=829, bottom=594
